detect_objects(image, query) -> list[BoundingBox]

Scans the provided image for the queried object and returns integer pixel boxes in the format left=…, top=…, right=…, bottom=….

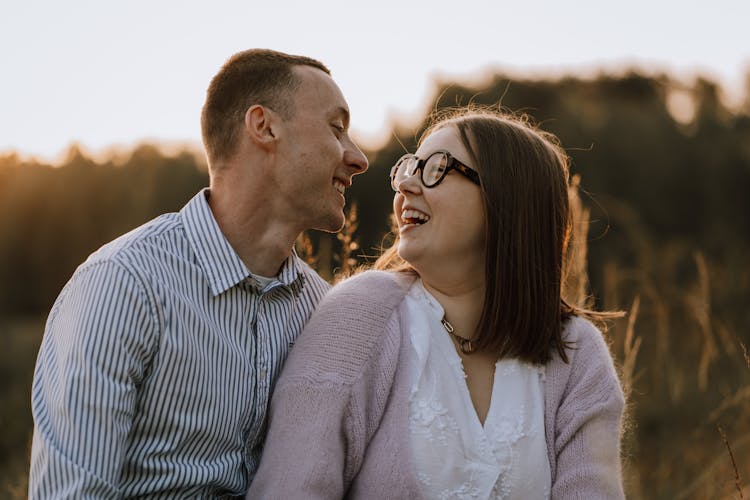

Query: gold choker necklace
left=440, top=316, right=476, bottom=355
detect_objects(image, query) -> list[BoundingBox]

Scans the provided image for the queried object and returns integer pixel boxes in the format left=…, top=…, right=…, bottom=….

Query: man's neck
left=207, top=184, right=300, bottom=278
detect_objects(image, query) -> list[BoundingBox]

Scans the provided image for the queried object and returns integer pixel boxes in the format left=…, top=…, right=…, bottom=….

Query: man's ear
left=244, top=105, right=278, bottom=147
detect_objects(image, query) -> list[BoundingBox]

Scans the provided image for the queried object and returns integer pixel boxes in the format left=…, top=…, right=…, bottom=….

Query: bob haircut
left=375, top=107, right=618, bottom=364
left=201, top=49, right=330, bottom=167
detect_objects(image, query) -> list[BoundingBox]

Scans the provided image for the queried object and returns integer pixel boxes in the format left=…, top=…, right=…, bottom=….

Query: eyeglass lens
left=392, top=152, right=449, bottom=189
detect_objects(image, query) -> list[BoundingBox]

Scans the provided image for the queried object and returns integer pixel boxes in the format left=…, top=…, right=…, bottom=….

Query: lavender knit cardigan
left=248, top=271, right=625, bottom=499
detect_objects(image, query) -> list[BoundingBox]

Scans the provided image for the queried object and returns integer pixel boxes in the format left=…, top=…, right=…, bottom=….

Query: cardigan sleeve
left=245, top=380, right=355, bottom=499
left=246, top=271, right=409, bottom=499
left=551, top=318, right=626, bottom=499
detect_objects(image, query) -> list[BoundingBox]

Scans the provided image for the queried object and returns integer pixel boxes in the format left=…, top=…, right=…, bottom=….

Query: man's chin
left=311, top=212, right=345, bottom=234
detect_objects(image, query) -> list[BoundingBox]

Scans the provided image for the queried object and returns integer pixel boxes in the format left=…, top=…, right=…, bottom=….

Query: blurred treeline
left=2, top=70, right=749, bottom=498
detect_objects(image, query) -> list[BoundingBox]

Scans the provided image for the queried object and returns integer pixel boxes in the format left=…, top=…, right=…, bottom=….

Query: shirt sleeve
left=552, top=320, right=626, bottom=499
left=29, top=260, right=158, bottom=498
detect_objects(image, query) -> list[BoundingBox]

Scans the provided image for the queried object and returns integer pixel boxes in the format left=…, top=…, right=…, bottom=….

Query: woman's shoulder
left=316, top=270, right=415, bottom=316
left=548, top=315, right=624, bottom=402
left=328, top=269, right=414, bottom=295
left=562, top=315, right=608, bottom=349
left=282, top=271, right=416, bottom=385
left=560, top=316, right=620, bottom=373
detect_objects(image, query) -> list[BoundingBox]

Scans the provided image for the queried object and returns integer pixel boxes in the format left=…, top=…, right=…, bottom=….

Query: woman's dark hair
left=375, top=107, right=619, bottom=364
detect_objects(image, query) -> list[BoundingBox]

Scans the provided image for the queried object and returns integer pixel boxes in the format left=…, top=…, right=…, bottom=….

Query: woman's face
left=393, top=125, right=486, bottom=278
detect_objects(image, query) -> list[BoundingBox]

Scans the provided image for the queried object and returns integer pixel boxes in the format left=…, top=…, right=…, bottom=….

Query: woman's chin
left=400, top=247, right=436, bottom=279
left=397, top=244, right=420, bottom=268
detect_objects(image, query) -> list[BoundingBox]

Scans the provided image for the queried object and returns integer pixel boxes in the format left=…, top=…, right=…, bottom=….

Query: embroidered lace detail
left=490, top=478, right=509, bottom=499
left=486, top=409, right=527, bottom=450
left=416, top=472, right=432, bottom=487
left=436, top=482, right=483, bottom=500
left=409, top=395, right=459, bottom=446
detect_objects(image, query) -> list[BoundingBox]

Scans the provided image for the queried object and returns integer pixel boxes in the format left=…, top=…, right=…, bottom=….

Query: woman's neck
left=422, top=278, right=485, bottom=341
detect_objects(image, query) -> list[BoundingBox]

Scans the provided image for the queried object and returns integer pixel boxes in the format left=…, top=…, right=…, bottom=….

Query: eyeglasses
left=389, top=150, right=481, bottom=192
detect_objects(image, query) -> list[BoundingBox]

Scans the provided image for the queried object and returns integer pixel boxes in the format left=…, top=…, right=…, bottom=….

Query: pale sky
left=1, top=0, right=748, bottom=163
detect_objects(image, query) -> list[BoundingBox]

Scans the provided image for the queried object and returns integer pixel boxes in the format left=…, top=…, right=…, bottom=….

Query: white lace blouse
left=404, top=280, right=551, bottom=499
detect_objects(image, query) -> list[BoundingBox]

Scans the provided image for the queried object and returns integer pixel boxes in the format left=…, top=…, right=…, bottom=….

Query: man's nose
left=345, top=140, right=368, bottom=174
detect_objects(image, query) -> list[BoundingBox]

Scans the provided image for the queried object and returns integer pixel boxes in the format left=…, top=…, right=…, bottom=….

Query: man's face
left=272, top=66, right=368, bottom=233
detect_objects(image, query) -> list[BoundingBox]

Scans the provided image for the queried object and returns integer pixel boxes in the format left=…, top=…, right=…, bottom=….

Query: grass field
left=2, top=203, right=748, bottom=498
left=0, top=317, right=42, bottom=498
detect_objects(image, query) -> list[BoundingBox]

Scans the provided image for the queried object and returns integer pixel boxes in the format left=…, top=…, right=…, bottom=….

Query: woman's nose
left=396, top=170, right=422, bottom=194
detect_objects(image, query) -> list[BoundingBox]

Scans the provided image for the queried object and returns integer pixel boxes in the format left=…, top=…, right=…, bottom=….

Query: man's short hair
left=201, top=49, right=330, bottom=166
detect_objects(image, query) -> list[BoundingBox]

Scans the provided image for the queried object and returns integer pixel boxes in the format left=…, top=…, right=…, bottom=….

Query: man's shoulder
left=293, top=257, right=331, bottom=293
left=54, top=212, right=185, bottom=315
left=84, top=212, right=184, bottom=269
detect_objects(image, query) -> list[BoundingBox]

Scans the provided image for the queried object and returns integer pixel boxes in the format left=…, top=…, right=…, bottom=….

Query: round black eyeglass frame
left=390, top=150, right=481, bottom=192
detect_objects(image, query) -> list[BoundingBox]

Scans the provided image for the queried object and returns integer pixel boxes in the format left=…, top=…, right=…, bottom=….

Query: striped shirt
left=29, top=189, right=330, bottom=498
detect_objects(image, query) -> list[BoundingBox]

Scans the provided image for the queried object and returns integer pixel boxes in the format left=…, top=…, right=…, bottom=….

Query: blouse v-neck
left=404, top=279, right=551, bottom=499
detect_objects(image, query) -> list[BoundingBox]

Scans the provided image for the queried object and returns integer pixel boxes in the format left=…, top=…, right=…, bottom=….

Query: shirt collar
left=243, top=248, right=307, bottom=292
left=181, top=188, right=306, bottom=296
left=275, top=248, right=307, bottom=288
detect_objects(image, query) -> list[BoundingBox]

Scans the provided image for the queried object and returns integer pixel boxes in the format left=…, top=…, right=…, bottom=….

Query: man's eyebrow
left=333, top=106, right=350, bottom=127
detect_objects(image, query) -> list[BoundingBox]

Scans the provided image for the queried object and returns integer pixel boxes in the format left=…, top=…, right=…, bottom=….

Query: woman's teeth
left=401, top=209, right=430, bottom=225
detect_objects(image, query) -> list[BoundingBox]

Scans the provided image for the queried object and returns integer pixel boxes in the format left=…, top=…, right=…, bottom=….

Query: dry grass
left=718, top=425, right=744, bottom=498
left=563, top=174, right=593, bottom=309
left=334, top=202, right=360, bottom=279
left=621, top=295, right=643, bottom=397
